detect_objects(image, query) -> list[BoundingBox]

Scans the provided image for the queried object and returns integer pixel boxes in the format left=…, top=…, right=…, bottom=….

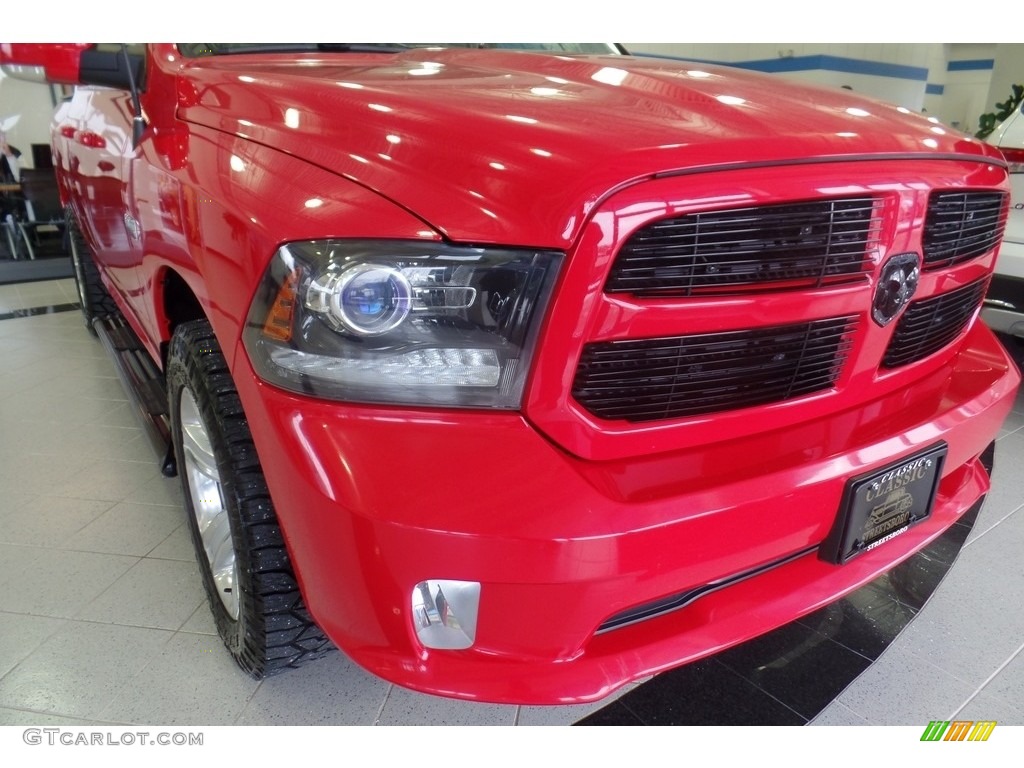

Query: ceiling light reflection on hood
left=592, top=67, right=628, bottom=86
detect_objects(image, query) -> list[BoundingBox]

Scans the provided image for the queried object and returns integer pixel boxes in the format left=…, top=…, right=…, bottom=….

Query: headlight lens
left=307, top=262, right=413, bottom=336
left=243, top=240, right=562, bottom=408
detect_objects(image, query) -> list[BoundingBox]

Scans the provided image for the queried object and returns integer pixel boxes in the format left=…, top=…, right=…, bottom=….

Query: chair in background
left=16, top=168, right=67, bottom=260
left=1, top=185, right=29, bottom=260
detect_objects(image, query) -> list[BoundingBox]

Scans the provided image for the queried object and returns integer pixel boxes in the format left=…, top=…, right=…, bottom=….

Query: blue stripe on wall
left=733, top=55, right=928, bottom=81
left=631, top=52, right=928, bottom=82
left=947, top=59, right=995, bottom=71
left=925, top=83, right=945, bottom=95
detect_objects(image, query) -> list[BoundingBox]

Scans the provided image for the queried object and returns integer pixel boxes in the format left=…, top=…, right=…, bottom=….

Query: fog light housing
left=411, top=579, right=480, bottom=650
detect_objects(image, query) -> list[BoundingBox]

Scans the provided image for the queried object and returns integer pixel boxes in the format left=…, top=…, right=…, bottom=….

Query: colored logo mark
left=920, top=720, right=996, bottom=741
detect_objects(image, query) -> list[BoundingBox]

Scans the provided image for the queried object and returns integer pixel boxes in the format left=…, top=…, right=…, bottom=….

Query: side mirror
left=0, top=63, right=49, bottom=83
left=0, top=43, right=93, bottom=84
left=0, top=44, right=144, bottom=91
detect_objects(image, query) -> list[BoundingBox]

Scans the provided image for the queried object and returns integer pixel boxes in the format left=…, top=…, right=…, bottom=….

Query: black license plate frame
left=821, top=442, right=947, bottom=565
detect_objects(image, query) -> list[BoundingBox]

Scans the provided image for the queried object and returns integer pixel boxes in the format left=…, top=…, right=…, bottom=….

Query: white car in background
left=983, top=101, right=1024, bottom=342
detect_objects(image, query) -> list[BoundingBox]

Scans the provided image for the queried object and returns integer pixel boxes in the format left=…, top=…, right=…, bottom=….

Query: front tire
left=168, top=319, right=333, bottom=677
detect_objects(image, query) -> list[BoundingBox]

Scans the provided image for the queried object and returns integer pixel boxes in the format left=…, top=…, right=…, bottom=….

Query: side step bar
left=92, top=314, right=177, bottom=477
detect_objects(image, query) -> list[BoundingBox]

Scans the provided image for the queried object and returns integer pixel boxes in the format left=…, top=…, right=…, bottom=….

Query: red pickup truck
left=1, top=43, right=1018, bottom=704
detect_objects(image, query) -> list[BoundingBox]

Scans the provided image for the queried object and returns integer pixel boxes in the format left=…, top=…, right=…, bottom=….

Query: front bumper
left=232, top=320, right=1018, bottom=704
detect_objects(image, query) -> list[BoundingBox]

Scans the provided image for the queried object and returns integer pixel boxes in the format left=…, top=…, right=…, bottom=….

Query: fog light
left=411, top=579, right=480, bottom=650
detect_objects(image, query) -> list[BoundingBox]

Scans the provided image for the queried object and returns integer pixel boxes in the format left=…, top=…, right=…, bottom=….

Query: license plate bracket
left=821, top=443, right=947, bottom=565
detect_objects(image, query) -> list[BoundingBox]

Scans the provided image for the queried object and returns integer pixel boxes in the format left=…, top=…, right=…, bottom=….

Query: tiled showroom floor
left=1, top=275, right=1023, bottom=727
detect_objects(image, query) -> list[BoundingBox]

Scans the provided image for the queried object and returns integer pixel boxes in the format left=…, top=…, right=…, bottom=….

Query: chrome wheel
left=179, top=386, right=239, bottom=619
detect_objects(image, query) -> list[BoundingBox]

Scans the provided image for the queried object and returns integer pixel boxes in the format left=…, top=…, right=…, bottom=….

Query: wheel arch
left=158, top=266, right=318, bottom=618
left=157, top=266, right=207, bottom=369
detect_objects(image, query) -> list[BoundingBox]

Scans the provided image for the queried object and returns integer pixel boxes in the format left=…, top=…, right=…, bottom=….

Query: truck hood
left=175, top=48, right=1003, bottom=247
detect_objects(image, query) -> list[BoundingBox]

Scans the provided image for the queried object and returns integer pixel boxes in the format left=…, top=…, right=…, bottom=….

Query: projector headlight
left=243, top=240, right=562, bottom=408
left=308, top=262, right=413, bottom=337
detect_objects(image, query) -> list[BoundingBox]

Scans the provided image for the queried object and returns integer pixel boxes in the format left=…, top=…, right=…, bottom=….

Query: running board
left=92, top=314, right=177, bottom=477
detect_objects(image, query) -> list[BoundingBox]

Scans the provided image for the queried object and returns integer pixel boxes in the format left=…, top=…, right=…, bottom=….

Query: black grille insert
left=573, top=316, right=857, bottom=422
left=882, top=278, right=988, bottom=368
left=922, top=191, right=1007, bottom=269
left=606, top=197, right=881, bottom=297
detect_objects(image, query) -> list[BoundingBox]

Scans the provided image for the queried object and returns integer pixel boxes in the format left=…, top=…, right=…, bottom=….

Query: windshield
left=177, top=43, right=624, bottom=58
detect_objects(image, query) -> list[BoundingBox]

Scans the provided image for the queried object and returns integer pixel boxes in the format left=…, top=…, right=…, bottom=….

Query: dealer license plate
left=822, top=443, right=947, bottom=564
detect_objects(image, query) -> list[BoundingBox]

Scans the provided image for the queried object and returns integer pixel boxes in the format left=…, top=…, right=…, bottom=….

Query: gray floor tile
left=0, top=489, right=45, bottom=519
left=50, top=375, right=127, bottom=403
left=517, top=702, right=615, bottom=726
left=0, top=621, right=173, bottom=719
left=966, top=502, right=1024, bottom=553
left=0, top=707, right=107, bottom=726
left=85, top=402, right=152, bottom=430
left=0, top=613, right=66, bottom=679
left=1012, top=385, right=1024, bottom=416
left=0, top=451, right=95, bottom=498
left=996, top=409, right=1024, bottom=438
left=48, top=458, right=162, bottom=503
left=953, top=690, right=1024, bottom=726
left=1, top=390, right=127, bottom=428
left=969, top=443, right=1024, bottom=543
left=123, top=474, right=184, bottom=508
left=0, top=496, right=114, bottom=547
left=17, top=282, right=73, bottom=304
left=832, top=649, right=976, bottom=724
left=0, top=419, right=74, bottom=455
left=39, top=356, right=118, bottom=383
left=970, top=647, right=1024, bottom=710
left=148, top=523, right=195, bottom=561
left=516, top=680, right=642, bottom=725
left=0, top=544, right=137, bottom=619
left=376, top=685, right=518, bottom=726
left=31, top=340, right=107, bottom=362
left=98, top=633, right=260, bottom=725
left=237, top=652, right=390, bottom=725
left=893, top=520, right=1024, bottom=686
left=77, top=558, right=204, bottom=631
left=66, top=501, right=183, bottom=557
left=808, top=700, right=872, bottom=726
left=966, top=454, right=1024, bottom=544
left=179, top=604, right=218, bottom=636
left=23, top=423, right=149, bottom=464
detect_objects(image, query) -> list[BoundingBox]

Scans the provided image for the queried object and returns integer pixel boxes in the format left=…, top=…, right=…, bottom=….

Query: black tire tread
left=67, top=209, right=118, bottom=330
left=168, top=319, right=333, bottom=677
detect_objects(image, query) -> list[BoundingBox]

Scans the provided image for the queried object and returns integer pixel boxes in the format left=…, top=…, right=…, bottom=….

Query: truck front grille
left=922, top=191, right=1007, bottom=269
left=605, top=197, right=880, bottom=297
left=881, top=278, right=988, bottom=368
left=572, top=316, right=857, bottom=422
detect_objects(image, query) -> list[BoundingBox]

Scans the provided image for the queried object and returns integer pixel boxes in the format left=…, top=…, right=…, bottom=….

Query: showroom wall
left=0, top=68, right=60, bottom=168
left=626, top=43, right=1018, bottom=135
left=987, top=44, right=1024, bottom=129
left=627, top=43, right=939, bottom=110
left=941, top=43, right=1000, bottom=133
